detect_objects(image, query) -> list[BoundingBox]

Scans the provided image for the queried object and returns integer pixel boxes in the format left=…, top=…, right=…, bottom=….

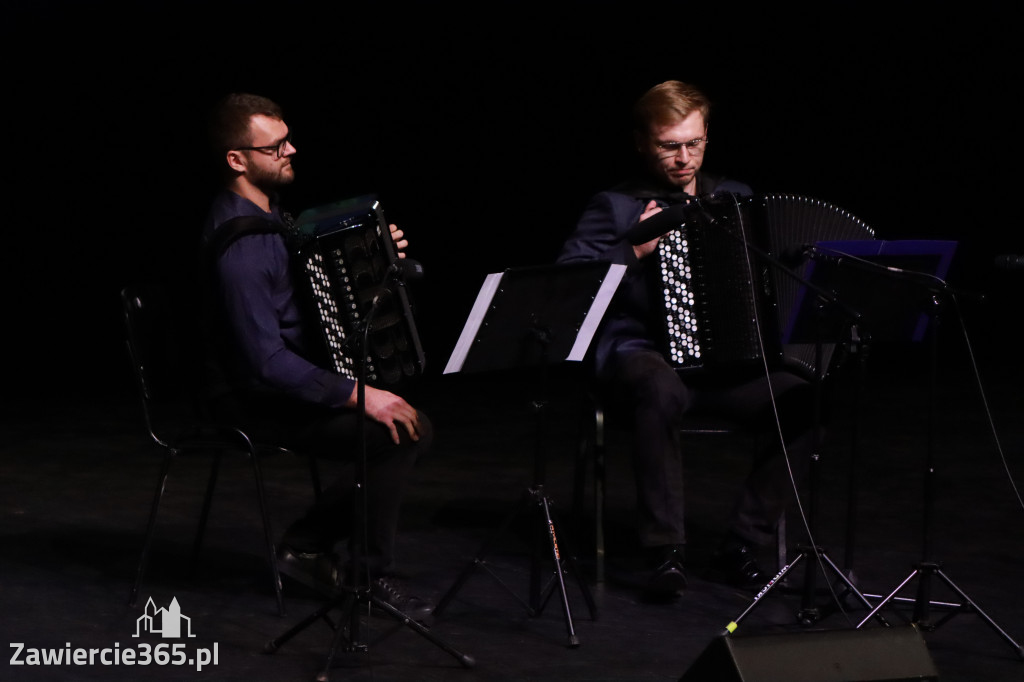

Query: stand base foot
left=857, top=563, right=1023, bottom=659
left=265, top=587, right=474, bottom=680
left=728, top=546, right=886, bottom=633
left=434, top=485, right=596, bottom=648
left=797, top=607, right=820, bottom=628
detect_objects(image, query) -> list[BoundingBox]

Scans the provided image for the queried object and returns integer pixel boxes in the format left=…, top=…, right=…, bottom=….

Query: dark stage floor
left=3, top=358, right=1024, bottom=681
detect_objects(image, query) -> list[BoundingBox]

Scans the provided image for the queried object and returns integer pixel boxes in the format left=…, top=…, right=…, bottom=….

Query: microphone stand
left=646, top=195, right=885, bottom=632
left=720, top=276, right=884, bottom=632
left=265, top=262, right=474, bottom=679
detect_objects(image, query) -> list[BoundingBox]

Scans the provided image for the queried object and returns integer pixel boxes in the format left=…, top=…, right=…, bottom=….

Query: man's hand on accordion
left=357, top=384, right=422, bottom=444
left=632, top=200, right=664, bottom=260
left=390, top=224, right=408, bottom=258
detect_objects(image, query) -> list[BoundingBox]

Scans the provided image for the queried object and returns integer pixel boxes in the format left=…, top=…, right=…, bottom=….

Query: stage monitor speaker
left=679, top=626, right=938, bottom=682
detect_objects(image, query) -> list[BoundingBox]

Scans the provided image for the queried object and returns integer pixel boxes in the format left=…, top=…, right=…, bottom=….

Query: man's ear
left=225, top=149, right=247, bottom=174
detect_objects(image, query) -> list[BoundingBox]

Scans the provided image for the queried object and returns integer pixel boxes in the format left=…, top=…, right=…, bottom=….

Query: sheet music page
left=443, top=272, right=505, bottom=374
left=567, top=264, right=626, bottom=361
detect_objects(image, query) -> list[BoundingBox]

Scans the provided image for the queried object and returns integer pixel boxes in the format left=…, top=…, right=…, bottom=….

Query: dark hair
left=632, top=80, right=710, bottom=134
left=208, top=93, right=284, bottom=156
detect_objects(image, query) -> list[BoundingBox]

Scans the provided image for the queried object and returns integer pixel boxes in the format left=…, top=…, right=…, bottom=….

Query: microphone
left=392, top=257, right=425, bottom=282
left=625, top=203, right=694, bottom=245
left=994, top=254, right=1024, bottom=270
left=371, top=259, right=425, bottom=308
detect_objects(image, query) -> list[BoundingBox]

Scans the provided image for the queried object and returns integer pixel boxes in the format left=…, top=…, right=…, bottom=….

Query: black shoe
left=277, top=545, right=341, bottom=596
left=646, top=545, right=687, bottom=597
left=709, top=539, right=766, bottom=591
left=369, top=575, right=435, bottom=622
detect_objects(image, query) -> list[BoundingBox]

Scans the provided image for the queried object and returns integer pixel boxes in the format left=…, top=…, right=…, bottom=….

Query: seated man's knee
left=405, top=409, right=433, bottom=454
left=617, top=356, right=691, bottom=419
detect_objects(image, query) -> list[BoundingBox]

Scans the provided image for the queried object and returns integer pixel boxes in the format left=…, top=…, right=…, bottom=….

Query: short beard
left=248, top=160, right=295, bottom=193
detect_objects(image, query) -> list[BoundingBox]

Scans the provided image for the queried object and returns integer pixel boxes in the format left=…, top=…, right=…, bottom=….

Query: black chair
left=572, top=391, right=787, bottom=584
left=121, top=285, right=321, bottom=616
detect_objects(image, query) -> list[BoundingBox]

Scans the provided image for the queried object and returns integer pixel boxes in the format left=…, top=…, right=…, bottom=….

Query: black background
left=5, top=2, right=1022, bottom=405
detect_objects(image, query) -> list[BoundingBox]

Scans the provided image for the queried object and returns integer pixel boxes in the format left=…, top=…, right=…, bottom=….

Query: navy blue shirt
left=204, top=190, right=356, bottom=408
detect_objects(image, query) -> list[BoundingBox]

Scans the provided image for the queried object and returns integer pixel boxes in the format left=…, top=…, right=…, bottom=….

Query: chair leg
left=776, top=513, right=788, bottom=572
left=249, top=452, right=285, bottom=616
left=307, top=455, right=323, bottom=502
left=130, top=452, right=175, bottom=607
left=572, top=411, right=591, bottom=538
left=190, top=453, right=222, bottom=575
left=594, top=405, right=606, bottom=585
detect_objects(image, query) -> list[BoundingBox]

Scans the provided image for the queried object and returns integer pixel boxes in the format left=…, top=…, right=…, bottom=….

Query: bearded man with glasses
left=200, top=93, right=432, bottom=618
left=559, top=81, right=817, bottom=598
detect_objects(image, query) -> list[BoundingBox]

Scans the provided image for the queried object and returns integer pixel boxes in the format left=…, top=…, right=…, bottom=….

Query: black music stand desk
left=435, top=261, right=626, bottom=647
left=786, top=239, right=958, bottom=345
left=727, top=240, right=961, bottom=632
left=443, top=262, right=625, bottom=374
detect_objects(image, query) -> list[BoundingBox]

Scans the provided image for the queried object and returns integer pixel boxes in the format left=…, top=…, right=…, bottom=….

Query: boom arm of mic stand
left=740, top=237, right=864, bottom=328
left=691, top=197, right=881, bottom=628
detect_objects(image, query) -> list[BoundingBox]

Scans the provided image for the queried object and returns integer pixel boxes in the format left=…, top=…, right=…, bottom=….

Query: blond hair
left=632, top=80, right=710, bottom=134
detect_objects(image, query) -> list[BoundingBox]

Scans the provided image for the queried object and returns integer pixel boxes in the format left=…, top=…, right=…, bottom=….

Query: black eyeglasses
left=235, top=133, right=293, bottom=160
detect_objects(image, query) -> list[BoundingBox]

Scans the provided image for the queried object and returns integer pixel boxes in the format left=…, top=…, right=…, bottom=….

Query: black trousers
left=209, top=391, right=431, bottom=572
left=613, top=349, right=817, bottom=549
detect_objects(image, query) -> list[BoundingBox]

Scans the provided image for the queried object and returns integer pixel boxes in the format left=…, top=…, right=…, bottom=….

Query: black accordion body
left=292, top=196, right=425, bottom=386
left=655, top=193, right=875, bottom=378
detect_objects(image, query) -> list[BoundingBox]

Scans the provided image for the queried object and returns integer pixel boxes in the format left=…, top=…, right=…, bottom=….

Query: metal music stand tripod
left=432, top=262, right=625, bottom=647
left=265, top=262, right=475, bottom=680
left=851, top=280, right=1024, bottom=658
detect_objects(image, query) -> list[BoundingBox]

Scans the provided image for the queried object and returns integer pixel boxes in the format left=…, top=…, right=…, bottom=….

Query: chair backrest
left=121, top=284, right=203, bottom=446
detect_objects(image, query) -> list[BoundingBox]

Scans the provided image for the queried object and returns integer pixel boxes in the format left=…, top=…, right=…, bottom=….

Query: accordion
left=655, top=193, right=875, bottom=378
left=292, top=196, right=425, bottom=386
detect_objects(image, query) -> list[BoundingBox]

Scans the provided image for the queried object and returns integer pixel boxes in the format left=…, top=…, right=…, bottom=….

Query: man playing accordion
left=201, top=93, right=431, bottom=617
left=559, top=81, right=817, bottom=598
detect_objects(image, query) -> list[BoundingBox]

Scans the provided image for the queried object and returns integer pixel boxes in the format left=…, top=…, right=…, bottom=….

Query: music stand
left=807, top=243, right=1024, bottom=658
left=733, top=242, right=969, bottom=631
left=787, top=240, right=958, bottom=346
left=432, top=261, right=626, bottom=647
left=787, top=242, right=962, bottom=626
left=729, top=240, right=964, bottom=631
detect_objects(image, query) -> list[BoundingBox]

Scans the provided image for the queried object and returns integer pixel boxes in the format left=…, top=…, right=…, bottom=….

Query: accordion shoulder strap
left=205, top=215, right=289, bottom=260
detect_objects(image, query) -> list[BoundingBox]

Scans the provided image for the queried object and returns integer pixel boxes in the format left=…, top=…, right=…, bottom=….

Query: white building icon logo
left=133, top=597, right=196, bottom=638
